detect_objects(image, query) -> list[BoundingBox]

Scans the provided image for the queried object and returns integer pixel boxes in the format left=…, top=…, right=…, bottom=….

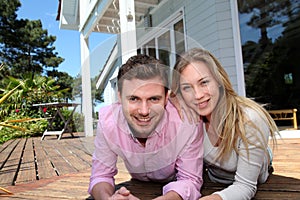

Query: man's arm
left=88, top=108, right=118, bottom=197
left=91, top=182, right=115, bottom=200
left=153, top=191, right=182, bottom=200
left=163, top=120, right=204, bottom=200
left=92, top=184, right=141, bottom=200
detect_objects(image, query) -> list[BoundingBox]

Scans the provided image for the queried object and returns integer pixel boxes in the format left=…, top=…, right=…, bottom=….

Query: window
left=174, top=19, right=185, bottom=57
left=139, top=12, right=185, bottom=69
left=238, top=0, right=300, bottom=112
left=158, top=31, right=171, bottom=66
left=110, top=78, right=118, bottom=103
left=145, top=39, right=156, bottom=58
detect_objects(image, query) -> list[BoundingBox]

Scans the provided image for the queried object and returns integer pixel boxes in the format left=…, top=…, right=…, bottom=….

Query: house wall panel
left=139, top=0, right=241, bottom=93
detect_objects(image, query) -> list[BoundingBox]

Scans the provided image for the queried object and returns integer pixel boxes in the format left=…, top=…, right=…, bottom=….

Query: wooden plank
left=0, top=139, right=15, bottom=154
left=254, top=191, right=300, bottom=199
left=0, top=139, right=25, bottom=186
left=40, top=140, right=77, bottom=175
left=15, top=138, right=36, bottom=184
left=64, top=139, right=92, bottom=166
left=2, top=136, right=300, bottom=199
left=259, top=174, right=300, bottom=191
left=116, top=179, right=164, bottom=200
left=63, top=142, right=92, bottom=169
left=32, top=138, right=57, bottom=180
left=0, top=139, right=19, bottom=168
left=51, top=140, right=89, bottom=171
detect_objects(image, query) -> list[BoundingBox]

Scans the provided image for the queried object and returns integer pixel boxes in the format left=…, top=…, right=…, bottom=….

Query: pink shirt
left=88, top=101, right=204, bottom=199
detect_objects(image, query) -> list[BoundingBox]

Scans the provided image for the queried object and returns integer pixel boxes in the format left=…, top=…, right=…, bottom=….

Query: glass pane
left=174, top=19, right=185, bottom=56
left=158, top=31, right=171, bottom=66
left=238, top=0, right=300, bottom=114
left=145, top=39, right=156, bottom=58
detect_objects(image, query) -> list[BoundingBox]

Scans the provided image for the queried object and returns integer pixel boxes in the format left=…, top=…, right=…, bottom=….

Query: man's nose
left=138, top=102, right=150, bottom=115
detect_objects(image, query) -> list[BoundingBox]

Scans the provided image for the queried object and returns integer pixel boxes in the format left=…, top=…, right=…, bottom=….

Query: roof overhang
left=58, top=0, right=79, bottom=30
left=58, top=0, right=161, bottom=35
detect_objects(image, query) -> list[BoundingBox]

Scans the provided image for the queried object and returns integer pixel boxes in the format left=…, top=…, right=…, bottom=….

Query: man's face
left=118, top=76, right=168, bottom=138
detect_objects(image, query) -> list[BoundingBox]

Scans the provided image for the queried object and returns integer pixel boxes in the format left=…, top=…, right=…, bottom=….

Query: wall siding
left=137, top=0, right=242, bottom=94
left=184, top=0, right=239, bottom=91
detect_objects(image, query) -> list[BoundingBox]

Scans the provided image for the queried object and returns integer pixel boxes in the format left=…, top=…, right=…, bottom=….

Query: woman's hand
left=169, top=92, right=198, bottom=123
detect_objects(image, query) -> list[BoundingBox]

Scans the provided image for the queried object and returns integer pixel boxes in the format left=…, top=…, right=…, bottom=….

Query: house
left=57, top=0, right=245, bottom=137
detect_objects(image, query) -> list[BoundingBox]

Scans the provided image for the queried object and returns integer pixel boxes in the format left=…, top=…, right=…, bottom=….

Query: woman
left=171, top=48, right=278, bottom=200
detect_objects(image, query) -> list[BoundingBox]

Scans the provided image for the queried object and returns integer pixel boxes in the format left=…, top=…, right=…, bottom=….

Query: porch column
left=80, top=33, right=93, bottom=137
left=119, top=0, right=137, bottom=64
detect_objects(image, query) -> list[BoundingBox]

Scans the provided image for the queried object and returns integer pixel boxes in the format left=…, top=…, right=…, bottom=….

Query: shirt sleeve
left=88, top=119, right=118, bottom=194
left=214, top=110, right=270, bottom=200
left=163, top=122, right=204, bottom=200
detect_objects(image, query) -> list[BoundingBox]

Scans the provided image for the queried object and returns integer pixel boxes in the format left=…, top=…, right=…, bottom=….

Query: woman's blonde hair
left=172, top=48, right=278, bottom=160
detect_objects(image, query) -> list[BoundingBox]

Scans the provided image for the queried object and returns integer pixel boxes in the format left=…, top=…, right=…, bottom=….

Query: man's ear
left=165, top=90, right=170, bottom=105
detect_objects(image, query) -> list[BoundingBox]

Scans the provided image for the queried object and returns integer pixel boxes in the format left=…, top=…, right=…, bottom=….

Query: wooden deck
left=0, top=133, right=300, bottom=199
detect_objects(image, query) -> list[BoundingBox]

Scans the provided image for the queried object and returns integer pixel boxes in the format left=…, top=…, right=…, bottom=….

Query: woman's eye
left=201, top=80, right=209, bottom=86
left=182, top=86, right=192, bottom=91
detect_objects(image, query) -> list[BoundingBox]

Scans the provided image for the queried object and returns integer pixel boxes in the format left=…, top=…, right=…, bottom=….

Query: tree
left=0, top=0, right=64, bottom=79
left=47, top=70, right=75, bottom=101
left=243, top=0, right=300, bottom=109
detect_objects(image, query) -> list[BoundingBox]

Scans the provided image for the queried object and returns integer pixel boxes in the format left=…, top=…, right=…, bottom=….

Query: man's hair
left=117, top=54, right=169, bottom=94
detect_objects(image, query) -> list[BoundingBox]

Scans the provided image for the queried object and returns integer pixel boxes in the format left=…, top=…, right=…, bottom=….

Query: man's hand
left=108, top=187, right=140, bottom=200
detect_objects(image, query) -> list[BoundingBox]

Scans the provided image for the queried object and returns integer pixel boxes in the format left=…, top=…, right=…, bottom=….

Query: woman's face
left=179, top=62, right=220, bottom=121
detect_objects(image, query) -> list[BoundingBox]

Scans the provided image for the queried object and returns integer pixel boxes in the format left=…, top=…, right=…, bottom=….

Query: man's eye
left=129, top=97, right=138, bottom=102
left=150, top=97, right=160, bottom=102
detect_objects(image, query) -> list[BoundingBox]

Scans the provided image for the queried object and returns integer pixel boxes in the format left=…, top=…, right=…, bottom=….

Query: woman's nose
left=194, top=86, right=205, bottom=99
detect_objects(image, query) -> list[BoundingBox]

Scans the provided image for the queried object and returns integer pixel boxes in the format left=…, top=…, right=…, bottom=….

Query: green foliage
left=0, top=70, right=76, bottom=144
left=0, top=115, right=48, bottom=144
left=48, top=70, right=75, bottom=100
left=0, top=67, right=46, bottom=143
left=61, top=109, right=84, bottom=133
left=0, top=75, right=69, bottom=120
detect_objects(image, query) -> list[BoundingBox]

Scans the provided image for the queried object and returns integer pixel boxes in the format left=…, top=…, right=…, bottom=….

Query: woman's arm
left=208, top=110, right=270, bottom=200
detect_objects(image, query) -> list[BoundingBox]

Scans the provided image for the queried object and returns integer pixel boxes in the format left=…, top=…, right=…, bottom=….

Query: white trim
left=230, top=0, right=245, bottom=96
left=80, top=34, right=94, bottom=137
left=96, top=44, right=118, bottom=90
left=119, top=0, right=137, bottom=63
left=136, top=0, right=169, bottom=27
left=80, top=0, right=113, bottom=38
left=138, top=8, right=184, bottom=45
left=138, top=8, right=185, bottom=69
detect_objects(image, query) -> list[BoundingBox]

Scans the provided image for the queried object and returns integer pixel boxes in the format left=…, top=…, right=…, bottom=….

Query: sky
left=17, top=0, right=116, bottom=78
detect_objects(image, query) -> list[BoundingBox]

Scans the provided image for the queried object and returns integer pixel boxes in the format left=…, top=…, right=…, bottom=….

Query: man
left=88, top=54, right=203, bottom=200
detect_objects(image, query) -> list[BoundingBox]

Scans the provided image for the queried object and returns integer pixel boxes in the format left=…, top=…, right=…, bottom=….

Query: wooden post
left=293, top=108, right=297, bottom=129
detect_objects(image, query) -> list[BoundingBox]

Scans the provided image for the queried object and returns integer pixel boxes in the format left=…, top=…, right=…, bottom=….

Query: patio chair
left=41, top=129, right=65, bottom=140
